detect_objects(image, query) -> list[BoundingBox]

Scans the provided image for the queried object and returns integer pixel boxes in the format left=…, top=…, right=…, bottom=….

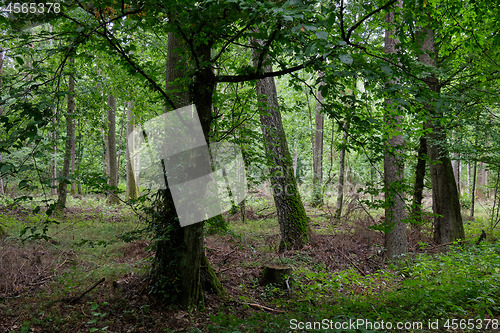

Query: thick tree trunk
left=252, top=48, right=310, bottom=251
left=383, top=4, right=407, bottom=258
left=56, top=58, right=76, bottom=210
left=106, top=94, right=119, bottom=204
left=312, top=76, right=324, bottom=207
left=335, top=121, right=348, bottom=220
left=150, top=33, right=224, bottom=309
left=411, top=136, right=426, bottom=226
left=418, top=27, right=464, bottom=243
left=126, top=101, right=139, bottom=200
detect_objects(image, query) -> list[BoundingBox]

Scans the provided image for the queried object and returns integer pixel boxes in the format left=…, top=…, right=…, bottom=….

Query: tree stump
left=259, top=264, right=292, bottom=289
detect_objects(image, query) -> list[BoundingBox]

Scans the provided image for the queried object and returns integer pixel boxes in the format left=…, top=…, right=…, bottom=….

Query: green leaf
left=339, top=53, right=353, bottom=65
left=381, top=65, right=393, bottom=76
left=315, top=31, right=328, bottom=40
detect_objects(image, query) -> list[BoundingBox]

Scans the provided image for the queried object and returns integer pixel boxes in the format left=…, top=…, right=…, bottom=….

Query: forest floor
left=0, top=194, right=499, bottom=332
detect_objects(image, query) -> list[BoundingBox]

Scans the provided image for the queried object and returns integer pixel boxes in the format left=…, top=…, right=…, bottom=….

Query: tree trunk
left=452, top=153, right=460, bottom=194
left=76, top=120, right=83, bottom=194
left=476, top=162, right=485, bottom=201
left=150, top=33, right=224, bottom=309
left=383, top=3, right=407, bottom=258
left=106, top=94, right=119, bottom=204
left=56, top=58, right=76, bottom=210
left=252, top=46, right=310, bottom=252
left=411, top=136, right=427, bottom=227
left=418, top=26, right=464, bottom=243
left=292, top=148, right=298, bottom=178
left=70, top=125, right=76, bottom=195
left=335, top=121, right=348, bottom=220
left=116, top=101, right=127, bottom=174
left=312, top=77, right=324, bottom=207
left=126, top=101, right=139, bottom=200
left=470, top=160, right=477, bottom=219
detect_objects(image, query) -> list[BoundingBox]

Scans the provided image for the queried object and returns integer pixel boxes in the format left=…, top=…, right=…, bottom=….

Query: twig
left=67, top=277, right=105, bottom=304
left=339, top=250, right=366, bottom=276
left=248, top=303, right=284, bottom=313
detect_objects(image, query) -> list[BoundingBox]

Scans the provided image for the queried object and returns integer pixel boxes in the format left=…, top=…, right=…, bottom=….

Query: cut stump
left=259, top=264, right=292, bottom=289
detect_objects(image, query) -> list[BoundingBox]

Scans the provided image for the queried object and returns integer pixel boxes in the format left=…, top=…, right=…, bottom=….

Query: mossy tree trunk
left=252, top=44, right=310, bottom=252
left=150, top=32, right=224, bottom=309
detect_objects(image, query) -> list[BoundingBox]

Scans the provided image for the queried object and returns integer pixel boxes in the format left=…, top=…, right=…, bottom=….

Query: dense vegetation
left=0, top=0, right=499, bottom=332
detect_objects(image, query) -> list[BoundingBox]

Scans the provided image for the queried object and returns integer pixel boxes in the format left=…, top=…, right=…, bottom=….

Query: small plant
left=87, top=302, right=109, bottom=332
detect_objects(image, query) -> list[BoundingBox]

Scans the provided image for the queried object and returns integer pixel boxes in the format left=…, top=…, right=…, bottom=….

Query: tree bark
left=476, top=162, right=485, bottom=201
left=56, top=58, right=76, bottom=210
left=252, top=46, right=310, bottom=252
left=47, top=24, right=58, bottom=196
left=418, top=26, right=464, bottom=243
left=452, top=153, right=460, bottom=194
left=411, top=136, right=427, bottom=227
left=312, top=77, right=324, bottom=207
left=70, top=124, right=76, bottom=195
left=383, top=3, right=407, bottom=258
left=335, top=121, right=348, bottom=220
left=150, top=32, right=224, bottom=309
left=126, top=101, right=139, bottom=200
left=106, top=94, right=119, bottom=204
left=470, top=160, right=477, bottom=219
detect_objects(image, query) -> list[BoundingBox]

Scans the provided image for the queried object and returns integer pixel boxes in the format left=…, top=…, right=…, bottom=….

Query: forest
left=0, top=0, right=499, bottom=332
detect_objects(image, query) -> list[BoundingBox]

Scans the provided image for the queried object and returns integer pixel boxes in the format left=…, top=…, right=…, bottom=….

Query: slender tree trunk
left=70, top=125, right=76, bottom=195
left=383, top=2, right=407, bottom=258
left=126, top=101, right=139, bottom=200
left=106, top=94, right=119, bottom=204
left=292, top=148, right=298, bottom=178
left=56, top=58, right=76, bottom=210
left=76, top=120, right=83, bottom=194
left=47, top=25, right=58, bottom=196
left=470, top=160, right=477, bottom=219
left=411, top=136, right=427, bottom=227
left=150, top=33, right=224, bottom=309
left=476, top=162, right=485, bottom=201
left=117, top=101, right=127, bottom=172
left=452, top=153, right=460, bottom=194
left=467, top=162, right=471, bottom=194
left=335, top=121, right=348, bottom=220
left=252, top=46, right=310, bottom=251
left=418, top=25, right=464, bottom=243
left=312, top=76, right=324, bottom=207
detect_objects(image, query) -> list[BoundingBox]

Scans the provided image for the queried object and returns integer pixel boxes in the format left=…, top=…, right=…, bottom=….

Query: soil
left=0, top=203, right=439, bottom=332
